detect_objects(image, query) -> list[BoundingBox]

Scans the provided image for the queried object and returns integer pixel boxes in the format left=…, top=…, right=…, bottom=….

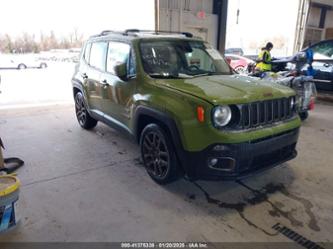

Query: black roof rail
left=99, top=30, right=117, bottom=36
left=93, top=29, right=194, bottom=38
left=124, top=29, right=193, bottom=38
left=124, top=29, right=141, bottom=34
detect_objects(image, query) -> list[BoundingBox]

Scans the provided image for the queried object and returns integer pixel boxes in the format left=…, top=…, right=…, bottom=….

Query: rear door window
left=89, top=41, right=108, bottom=71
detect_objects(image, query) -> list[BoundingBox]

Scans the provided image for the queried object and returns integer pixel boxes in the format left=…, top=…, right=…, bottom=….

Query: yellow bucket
left=0, top=176, right=20, bottom=232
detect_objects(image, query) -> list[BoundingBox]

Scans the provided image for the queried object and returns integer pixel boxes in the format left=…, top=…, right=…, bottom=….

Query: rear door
left=83, top=41, right=108, bottom=112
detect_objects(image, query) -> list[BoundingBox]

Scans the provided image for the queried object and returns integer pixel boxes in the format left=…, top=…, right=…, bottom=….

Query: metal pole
left=155, top=0, right=160, bottom=31
left=179, top=0, right=183, bottom=32
left=221, top=0, right=228, bottom=53
left=215, top=0, right=228, bottom=53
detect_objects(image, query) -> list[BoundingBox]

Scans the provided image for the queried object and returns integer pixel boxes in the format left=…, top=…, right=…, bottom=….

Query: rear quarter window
left=89, top=41, right=108, bottom=71
left=83, top=43, right=92, bottom=63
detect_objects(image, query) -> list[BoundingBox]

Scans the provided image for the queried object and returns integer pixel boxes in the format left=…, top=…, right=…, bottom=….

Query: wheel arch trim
left=133, top=105, right=188, bottom=173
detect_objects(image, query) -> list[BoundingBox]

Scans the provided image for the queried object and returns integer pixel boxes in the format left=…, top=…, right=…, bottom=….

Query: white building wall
left=158, top=0, right=218, bottom=48
left=325, top=10, right=333, bottom=28
left=159, top=0, right=213, bottom=13
left=307, top=7, right=321, bottom=27
left=304, top=1, right=333, bottom=43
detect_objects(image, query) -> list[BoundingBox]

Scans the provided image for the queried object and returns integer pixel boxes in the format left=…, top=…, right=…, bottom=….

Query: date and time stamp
left=121, top=242, right=208, bottom=248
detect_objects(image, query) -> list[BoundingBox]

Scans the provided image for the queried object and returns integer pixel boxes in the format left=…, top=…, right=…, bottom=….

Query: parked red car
left=225, top=54, right=254, bottom=74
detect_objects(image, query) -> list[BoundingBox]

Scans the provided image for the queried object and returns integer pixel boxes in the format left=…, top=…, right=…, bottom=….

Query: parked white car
left=0, top=54, right=47, bottom=69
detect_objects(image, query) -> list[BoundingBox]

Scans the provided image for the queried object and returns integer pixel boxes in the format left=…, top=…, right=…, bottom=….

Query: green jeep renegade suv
left=72, top=30, right=301, bottom=184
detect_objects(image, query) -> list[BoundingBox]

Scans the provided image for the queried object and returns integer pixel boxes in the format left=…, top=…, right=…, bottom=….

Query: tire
left=39, top=63, right=47, bottom=69
left=299, top=111, right=309, bottom=121
left=235, top=66, right=245, bottom=74
left=140, top=123, right=179, bottom=184
left=18, top=64, right=27, bottom=70
left=74, top=91, right=97, bottom=129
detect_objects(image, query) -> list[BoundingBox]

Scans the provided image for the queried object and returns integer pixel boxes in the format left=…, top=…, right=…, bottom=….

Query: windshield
left=140, top=40, right=232, bottom=78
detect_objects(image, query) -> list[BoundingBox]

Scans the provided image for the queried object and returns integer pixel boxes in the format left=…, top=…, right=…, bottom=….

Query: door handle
left=81, top=73, right=88, bottom=79
left=323, top=63, right=330, bottom=68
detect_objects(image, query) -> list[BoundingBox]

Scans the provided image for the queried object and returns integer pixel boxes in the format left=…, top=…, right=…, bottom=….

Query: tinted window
left=140, top=40, right=232, bottom=78
left=107, top=42, right=130, bottom=74
left=186, top=47, right=217, bottom=71
left=89, top=42, right=108, bottom=70
left=311, top=41, right=333, bottom=59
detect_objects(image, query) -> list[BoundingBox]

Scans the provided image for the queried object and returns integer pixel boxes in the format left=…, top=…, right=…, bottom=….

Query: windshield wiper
left=148, top=73, right=192, bottom=79
left=192, top=72, right=230, bottom=77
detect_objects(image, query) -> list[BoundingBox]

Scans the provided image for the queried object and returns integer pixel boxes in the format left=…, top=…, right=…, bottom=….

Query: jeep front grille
left=239, top=97, right=294, bottom=129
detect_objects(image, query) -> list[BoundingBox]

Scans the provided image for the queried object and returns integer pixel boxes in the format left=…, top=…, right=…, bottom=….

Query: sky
left=0, top=0, right=155, bottom=38
left=0, top=0, right=300, bottom=56
left=226, top=0, right=300, bottom=55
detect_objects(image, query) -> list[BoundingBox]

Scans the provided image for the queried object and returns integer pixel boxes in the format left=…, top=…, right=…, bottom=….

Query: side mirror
left=114, top=63, right=127, bottom=80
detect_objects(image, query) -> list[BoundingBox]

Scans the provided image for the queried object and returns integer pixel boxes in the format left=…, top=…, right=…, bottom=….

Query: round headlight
left=213, top=106, right=232, bottom=127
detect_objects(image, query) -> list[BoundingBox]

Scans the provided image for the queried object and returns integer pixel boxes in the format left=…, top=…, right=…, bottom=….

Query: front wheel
left=18, top=64, right=27, bottom=70
left=74, top=92, right=97, bottom=129
left=299, top=111, right=309, bottom=121
left=140, top=124, right=179, bottom=184
left=235, top=66, right=246, bottom=74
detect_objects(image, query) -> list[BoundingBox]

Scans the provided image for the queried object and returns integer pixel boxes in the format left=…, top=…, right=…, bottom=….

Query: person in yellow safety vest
left=256, top=42, right=274, bottom=72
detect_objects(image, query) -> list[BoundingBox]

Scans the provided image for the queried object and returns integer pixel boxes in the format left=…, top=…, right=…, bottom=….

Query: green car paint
left=128, top=73, right=300, bottom=151
left=73, top=32, right=301, bottom=181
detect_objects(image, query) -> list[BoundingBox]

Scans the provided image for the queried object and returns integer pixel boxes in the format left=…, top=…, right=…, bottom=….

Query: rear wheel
left=74, top=92, right=97, bottom=129
left=40, top=63, right=47, bottom=69
left=140, top=124, right=179, bottom=184
left=18, top=64, right=27, bottom=70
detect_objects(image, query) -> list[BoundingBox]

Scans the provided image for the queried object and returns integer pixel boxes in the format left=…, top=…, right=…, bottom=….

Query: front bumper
left=181, top=128, right=299, bottom=180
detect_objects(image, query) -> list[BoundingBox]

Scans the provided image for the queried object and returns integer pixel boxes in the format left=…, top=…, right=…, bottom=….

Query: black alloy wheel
left=140, top=124, right=179, bottom=184
left=74, top=92, right=97, bottom=129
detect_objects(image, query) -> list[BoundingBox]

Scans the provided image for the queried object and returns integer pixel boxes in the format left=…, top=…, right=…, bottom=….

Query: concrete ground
left=0, top=101, right=332, bottom=243
left=0, top=63, right=73, bottom=108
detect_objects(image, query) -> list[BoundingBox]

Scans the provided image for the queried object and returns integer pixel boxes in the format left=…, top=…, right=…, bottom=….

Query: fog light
left=208, top=158, right=218, bottom=167
left=208, top=157, right=236, bottom=172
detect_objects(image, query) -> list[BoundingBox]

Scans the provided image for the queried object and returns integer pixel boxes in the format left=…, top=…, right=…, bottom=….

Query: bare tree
left=0, top=29, right=85, bottom=53
left=0, top=34, right=14, bottom=53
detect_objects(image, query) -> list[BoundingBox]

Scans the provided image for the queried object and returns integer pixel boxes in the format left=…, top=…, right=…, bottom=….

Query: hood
left=157, top=74, right=295, bottom=105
